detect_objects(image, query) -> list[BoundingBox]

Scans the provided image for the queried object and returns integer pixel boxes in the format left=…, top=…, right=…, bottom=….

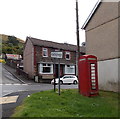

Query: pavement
left=2, top=64, right=37, bottom=84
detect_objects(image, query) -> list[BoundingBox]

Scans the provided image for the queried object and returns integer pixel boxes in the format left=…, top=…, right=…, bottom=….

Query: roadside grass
left=12, top=89, right=119, bottom=117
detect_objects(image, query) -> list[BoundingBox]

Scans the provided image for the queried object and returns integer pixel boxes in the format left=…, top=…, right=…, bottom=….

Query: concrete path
left=0, top=95, right=19, bottom=105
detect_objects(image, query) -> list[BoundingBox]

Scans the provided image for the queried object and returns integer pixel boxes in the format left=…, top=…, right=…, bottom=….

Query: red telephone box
left=78, top=55, right=99, bottom=97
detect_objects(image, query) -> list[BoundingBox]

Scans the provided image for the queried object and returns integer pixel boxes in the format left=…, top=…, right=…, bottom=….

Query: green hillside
left=0, top=34, right=25, bottom=55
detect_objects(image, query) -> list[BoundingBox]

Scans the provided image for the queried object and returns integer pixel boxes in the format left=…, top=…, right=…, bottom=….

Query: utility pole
left=76, top=0, right=80, bottom=90
left=76, top=0, right=80, bottom=58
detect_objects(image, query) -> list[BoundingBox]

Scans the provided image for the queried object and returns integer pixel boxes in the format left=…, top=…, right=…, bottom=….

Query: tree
left=6, top=47, right=13, bottom=54
left=2, top=35, right=24, bottom=55
left=7, top=36, right=19, bottom=46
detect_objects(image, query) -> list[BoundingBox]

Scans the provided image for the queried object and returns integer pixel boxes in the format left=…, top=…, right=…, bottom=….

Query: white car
left=51, top=75, right=78, bottom=85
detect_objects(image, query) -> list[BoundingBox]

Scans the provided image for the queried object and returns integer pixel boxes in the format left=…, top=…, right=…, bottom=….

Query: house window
left=42, top=48, right=48, bottom=57
left=39, top=63, right=53, bottom=74
left=65, top=51, right=71, bottom=60
left=65, top=65, right=75, bottom=74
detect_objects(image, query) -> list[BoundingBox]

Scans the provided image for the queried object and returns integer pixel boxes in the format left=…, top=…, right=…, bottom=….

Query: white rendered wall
left=98, top=58, right=119, bottom=92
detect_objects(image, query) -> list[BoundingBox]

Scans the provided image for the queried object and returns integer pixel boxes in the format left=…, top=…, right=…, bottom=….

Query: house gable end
left=23, top=37, right=34, bottom=79
left=84, top=2, right=119, bottom=31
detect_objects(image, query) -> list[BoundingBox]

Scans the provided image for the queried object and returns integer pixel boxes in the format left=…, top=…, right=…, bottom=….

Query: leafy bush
left=0, top=59, right=6, bottom=63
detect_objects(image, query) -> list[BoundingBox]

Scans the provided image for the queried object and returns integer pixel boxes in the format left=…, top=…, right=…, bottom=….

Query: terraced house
left=23, top=37, right=85, bottom=82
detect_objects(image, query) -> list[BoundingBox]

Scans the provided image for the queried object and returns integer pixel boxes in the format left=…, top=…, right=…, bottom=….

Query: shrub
left=0, top=59, right=6, bottom=63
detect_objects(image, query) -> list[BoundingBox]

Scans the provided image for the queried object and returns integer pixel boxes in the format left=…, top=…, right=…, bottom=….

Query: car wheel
left=60, top=81, right=63, bottom=85
left=73, top=80, right=77, bottom=85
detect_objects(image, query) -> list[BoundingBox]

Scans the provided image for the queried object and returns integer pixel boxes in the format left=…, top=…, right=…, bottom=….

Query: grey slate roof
left=26, top=37, right=85, bottom=53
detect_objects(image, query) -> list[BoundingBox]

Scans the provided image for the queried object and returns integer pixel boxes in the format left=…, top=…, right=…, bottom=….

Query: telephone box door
left=89, top=61, right=98, bottom=96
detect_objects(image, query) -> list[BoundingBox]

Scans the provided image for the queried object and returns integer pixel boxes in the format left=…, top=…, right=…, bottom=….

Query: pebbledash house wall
left=84, top=2, right=119, bottom=92
left=23, top=39, right=35, bottom=79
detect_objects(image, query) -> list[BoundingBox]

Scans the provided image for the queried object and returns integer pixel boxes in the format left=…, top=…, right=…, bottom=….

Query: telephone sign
left=51, top=51, right=62, bottom=95
left=78, top=55, right=99, bottom=97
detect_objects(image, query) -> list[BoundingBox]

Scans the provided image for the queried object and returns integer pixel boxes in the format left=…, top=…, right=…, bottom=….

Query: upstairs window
left=65, top=51, right=71, bottom=60
left=42, top=48, right=48, bottom=57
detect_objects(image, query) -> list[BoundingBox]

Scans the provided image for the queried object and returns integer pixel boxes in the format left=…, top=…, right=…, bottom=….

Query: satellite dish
left=82, top=42, right=86, bottom=46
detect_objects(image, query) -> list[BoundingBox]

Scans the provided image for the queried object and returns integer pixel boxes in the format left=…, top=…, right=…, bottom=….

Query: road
left=1, top=66, right=53, bottom=96
left=1, top=66, right=78, bottom=96
left=1, top=65, right=78, bottom=118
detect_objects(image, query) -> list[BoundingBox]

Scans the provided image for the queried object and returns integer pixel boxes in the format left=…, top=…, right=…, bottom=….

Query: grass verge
left=12, top=89, right=119, bottom=117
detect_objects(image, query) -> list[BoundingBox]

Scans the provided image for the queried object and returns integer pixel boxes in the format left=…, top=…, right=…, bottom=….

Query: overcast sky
left=0, top=0, right=98, bottom=45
